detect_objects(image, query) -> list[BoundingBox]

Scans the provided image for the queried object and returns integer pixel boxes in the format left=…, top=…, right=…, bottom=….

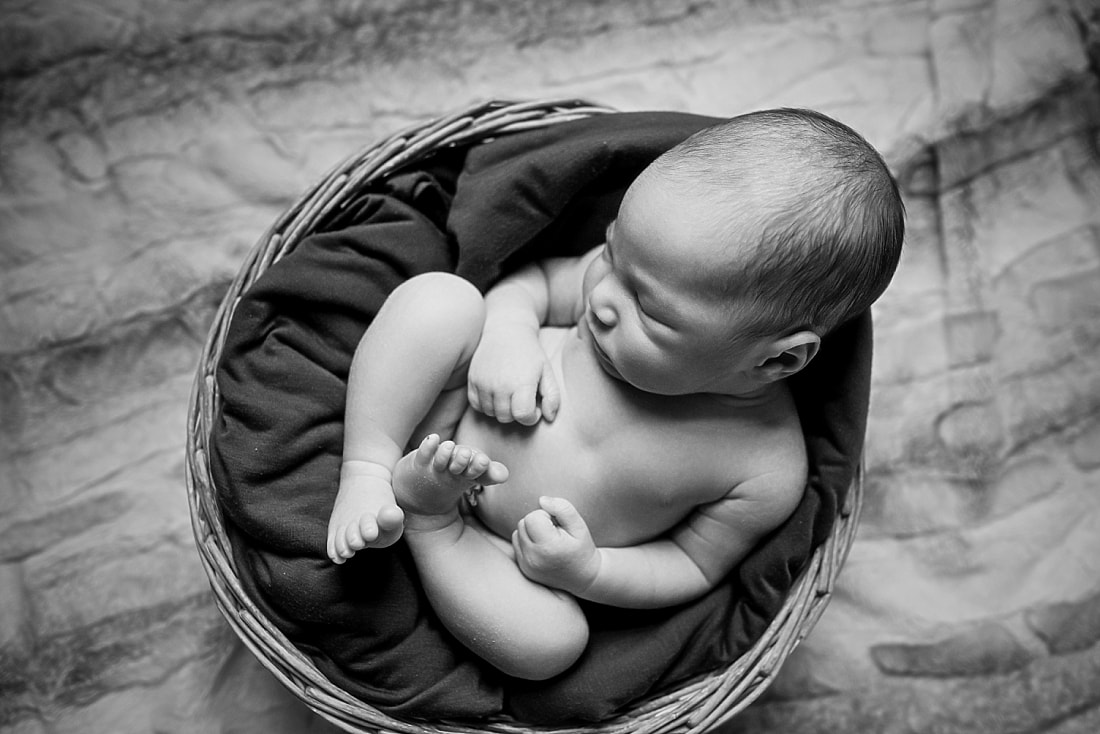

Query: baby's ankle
left=402, top=508, right=464, bottom=538
left=340, top=459, right=393, bottom=482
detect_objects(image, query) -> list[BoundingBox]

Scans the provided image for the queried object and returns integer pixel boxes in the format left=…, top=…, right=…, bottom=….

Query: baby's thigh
left=407, top=383, right=470, bottom=447
left=462, top=508, right=516, bottom=559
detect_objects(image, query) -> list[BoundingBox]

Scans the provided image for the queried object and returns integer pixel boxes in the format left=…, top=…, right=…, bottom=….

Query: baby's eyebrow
left=638, top=285, right=677, bottom=326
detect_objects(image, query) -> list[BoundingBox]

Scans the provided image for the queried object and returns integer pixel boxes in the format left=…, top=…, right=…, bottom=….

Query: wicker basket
left=185, top=99, right=863, bottom=734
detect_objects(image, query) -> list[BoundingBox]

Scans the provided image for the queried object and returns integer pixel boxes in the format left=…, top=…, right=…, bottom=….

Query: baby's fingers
left=467, top=384, right=484, bottom=415
left=512, top=528, right=538, bottom=579
left=492, top=391, right=514, bottom=424
left=511, top=386, right=542, bottom=426
left=513, top=519, right=533, bottom=560
left=522, top=509, right=560, bottom=543
left=539, top=496, right=588, bottom=538
left=474, top=386, right=501, bottom=419
left=539, top=364, right=561, bottom=421
left=511, top=528, right=524, bottom=562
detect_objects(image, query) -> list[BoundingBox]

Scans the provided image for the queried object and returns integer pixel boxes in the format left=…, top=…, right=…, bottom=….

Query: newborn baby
left=327, top=107, right=904, bottom=679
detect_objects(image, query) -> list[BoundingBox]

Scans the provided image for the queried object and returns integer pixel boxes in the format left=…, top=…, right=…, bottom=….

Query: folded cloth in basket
left=209, top=110, right=871, bottom=723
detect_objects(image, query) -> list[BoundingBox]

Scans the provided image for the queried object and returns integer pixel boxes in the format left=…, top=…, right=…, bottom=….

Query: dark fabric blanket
left=209, top=110, right=872, bottom=723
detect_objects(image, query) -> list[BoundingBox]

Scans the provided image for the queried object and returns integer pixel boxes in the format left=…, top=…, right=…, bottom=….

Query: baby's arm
left=514, top=473, right=804, bottom=608
left=467, top=247, right=602, bottom=425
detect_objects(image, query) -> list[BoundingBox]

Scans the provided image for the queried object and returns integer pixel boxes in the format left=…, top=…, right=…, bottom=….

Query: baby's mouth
left=582, top=309, right=623, bottom=380
left=589, top=334, right=622, bottom=380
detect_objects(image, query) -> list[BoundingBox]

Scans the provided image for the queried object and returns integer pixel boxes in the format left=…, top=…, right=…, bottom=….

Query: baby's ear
left=754, top=330, right=820, bottom=382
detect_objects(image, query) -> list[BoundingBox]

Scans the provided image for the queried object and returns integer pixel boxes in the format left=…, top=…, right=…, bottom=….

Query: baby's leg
left=329, top=272, right=588, bottom=678
left=397, top=436, right=589, bottom=680
left=328, top=272, right=486, bottom=563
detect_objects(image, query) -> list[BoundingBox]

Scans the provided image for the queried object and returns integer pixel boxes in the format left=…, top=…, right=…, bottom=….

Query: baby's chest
left=462, top=385, right=739, bottom=545
left=567, top=403, right=737, bottom=494
left=553, top=378, right=741, bottom=507
left=536, top=411, right=736, bottom=544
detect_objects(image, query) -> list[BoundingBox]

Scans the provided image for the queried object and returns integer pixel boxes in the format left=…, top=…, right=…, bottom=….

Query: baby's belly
left=453, top=409, right=693, bottom=547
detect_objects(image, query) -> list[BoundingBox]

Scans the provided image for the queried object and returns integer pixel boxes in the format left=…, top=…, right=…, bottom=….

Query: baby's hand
left=512, top=497, right=599, bottom=594
left=467, top=325, right=560, bottom=426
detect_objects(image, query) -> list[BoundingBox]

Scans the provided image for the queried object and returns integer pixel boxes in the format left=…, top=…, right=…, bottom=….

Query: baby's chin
left=591, top=339, right=653, bottom=391
left=583, top=318, right=674, bottom=392
left=594, top=350, right=682, bottom=395
left=590, top=339, right=624, bottom=381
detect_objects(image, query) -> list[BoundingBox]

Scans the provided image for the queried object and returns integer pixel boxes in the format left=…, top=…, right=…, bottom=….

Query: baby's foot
left=327, top=461, right=406, bottom=565
left=393, top=434, right=508, bottom=531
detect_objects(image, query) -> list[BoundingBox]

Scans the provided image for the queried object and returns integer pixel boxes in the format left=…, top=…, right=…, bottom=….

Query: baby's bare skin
left=328, top=167, right=816, bottom=679
left=455, top=324, right=804, bottom=550
left=328, top=272, right=807, bottom=679
left=393, top=433, right=508, bottom=531
left=325, top=106, right=904, bottom=681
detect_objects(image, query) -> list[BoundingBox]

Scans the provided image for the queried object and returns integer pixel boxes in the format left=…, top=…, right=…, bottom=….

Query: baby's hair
left=652, top=108, right=905, bottom=338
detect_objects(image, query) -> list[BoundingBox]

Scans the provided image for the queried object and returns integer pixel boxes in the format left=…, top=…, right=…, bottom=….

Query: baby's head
left=645, top=107, right=905, bottom=340
left=587, top=108, right=903, bottom=396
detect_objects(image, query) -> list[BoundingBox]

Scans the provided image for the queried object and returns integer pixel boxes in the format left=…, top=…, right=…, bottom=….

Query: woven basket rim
left=184, top=98, right=863, bottom=734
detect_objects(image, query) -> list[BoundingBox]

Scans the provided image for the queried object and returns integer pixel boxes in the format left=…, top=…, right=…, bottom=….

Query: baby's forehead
left=626, top=165, right=779, bottom=233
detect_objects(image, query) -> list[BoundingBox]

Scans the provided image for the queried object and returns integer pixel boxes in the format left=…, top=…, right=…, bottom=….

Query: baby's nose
left=589, top=301, right=618, bottom=328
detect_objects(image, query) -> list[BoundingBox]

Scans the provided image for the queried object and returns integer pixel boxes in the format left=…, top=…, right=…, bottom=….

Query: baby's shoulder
left=713, top=387, right=807, bottom=480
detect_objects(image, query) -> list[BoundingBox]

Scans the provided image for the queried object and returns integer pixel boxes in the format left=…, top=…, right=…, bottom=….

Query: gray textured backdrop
left=1, top=1, right=1098, bottom=732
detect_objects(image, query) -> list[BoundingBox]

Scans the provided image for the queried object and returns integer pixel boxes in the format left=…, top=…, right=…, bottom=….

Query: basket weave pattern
left=184, top=99, right=863, bottom=734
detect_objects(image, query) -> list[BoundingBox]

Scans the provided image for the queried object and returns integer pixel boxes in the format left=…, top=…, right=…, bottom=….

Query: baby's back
left=456, top=326, right=807, bottom=548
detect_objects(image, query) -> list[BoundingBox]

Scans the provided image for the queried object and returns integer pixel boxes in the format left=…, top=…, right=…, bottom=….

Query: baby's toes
left=448, top=445, right=474, bottom=474
left=484, top=460, right=509, bottom=486
left=432, top=441, right=456, bottom=472
left=376, top=504, right=405, bottom=533
left=332, top=525, right=350, bottom=561
left=463, top=451, right=490, bottom=478
left=344, top=522, right=367, bottom=554
left=354, top=514, right=380, bottom=547
left=413, top=434, right=441, bottom=468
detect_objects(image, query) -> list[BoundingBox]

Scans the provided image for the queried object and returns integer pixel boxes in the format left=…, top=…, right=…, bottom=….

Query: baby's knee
left=394, top=272, right=482, bottom=308
left=389, top=272, right=485, bottom=334
left=499, top=609, right=589, bottom=681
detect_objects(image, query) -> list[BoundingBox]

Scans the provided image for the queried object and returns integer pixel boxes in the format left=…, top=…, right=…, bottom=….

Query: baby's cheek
left=631, top=347, right=681, bottom=392
left=580, top=256, right=607, bottom=300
